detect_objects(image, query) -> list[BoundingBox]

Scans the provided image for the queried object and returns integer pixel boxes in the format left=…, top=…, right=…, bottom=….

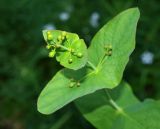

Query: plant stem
left=51, top=41, right=71, bottom=51
left=105, top=89, right=123, bottom=112
left=87, top=61, right=97, bottom=71
left=58, top=44, right=71, bottom=51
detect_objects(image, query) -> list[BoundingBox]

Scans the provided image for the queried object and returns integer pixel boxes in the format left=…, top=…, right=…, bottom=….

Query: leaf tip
left=129, top=7, right=140, bottom=18
left=37, top=97, right=51, bottom=115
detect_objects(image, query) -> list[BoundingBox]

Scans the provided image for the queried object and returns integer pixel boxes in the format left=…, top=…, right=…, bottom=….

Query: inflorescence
left=69, top=78, right=81, bottom=88
left=45, top=31, right=83, bottom=64
left=104, top=44, right=112, bottom=56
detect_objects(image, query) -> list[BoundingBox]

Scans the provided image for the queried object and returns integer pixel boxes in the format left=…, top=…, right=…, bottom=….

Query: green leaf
left=88, top=7, right=140, bottom=85
left=37, top=8, right=140, bottom=114
left=37, top=68, right=109, bottom=114
left=75, top=82, right=160, bottom=129
left=43, top=30, right=87, bottom=70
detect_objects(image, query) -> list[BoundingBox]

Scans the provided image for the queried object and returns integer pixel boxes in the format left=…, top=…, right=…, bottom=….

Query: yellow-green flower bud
left=104, top=44, right=112, bottom=50
left=49, top=50, right=56, bottom=58
left=68, top=58, right=73, bottom=64
left=61, top=36, right=65, bottom=40
left=47, top=34, right=53, bottom=41
left=71, top=49, right=75, bottom=53
left=62, top=31, right=67, bottom=36
left=77, top=52, right=83, bottom=58
left=47, top=31, right=51, bottom=35
left=69, top=82, right=75, bottom=88
left=58, top=35, right=62, bottom=41
left=66, top=35, right=69, bottom=39
left=46, top=44, right=51, bottom=49
left=108, top=50, right=112, bottom=56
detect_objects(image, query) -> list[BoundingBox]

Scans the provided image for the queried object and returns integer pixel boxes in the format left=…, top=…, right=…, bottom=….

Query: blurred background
left=0, top=0, right=160, bottom=129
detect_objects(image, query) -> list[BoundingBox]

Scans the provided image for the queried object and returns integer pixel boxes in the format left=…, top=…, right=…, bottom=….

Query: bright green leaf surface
left=88, top=8, right=140, bottom=85
left=37, top=68, right=111, bottom=114
left=37, top=8, right=140, bottom=114
left=43, top=30, right=87, bottom=70
left=75, top=82, right=160, bottom=129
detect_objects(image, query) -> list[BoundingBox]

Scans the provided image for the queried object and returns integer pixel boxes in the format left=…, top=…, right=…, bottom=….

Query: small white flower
left=141, top=51, right=154, bottom=65
left=59, top=12, right=70, bottom=21
left=43, top=23, right=56, bottom=30
left=90, top=12, right=100, bottom=28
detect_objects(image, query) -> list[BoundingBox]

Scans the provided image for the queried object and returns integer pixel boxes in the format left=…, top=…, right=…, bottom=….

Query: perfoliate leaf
left=75, top=82, right=160, bottom=129
left=88, top=7, right=140, bottom=85
left=43, top=30, right=87, bottom=70
left=37, top=8, right=140, bottom=114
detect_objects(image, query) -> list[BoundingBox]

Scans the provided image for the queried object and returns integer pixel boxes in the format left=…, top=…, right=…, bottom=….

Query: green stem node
left=105, top=89, right=123, bottom=112
left=87, top=61, right=97, bottom=71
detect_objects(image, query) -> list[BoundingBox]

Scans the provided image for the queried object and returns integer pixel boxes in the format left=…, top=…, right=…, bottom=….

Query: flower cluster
left=45, top=31, right=83, bottom=64
left=69, top=78, right=81, bottom=88
left=104, top=44, right=112, bottom=56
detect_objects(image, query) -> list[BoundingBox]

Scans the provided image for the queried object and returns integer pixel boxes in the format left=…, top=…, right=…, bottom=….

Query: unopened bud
left=49, top=50, right=56, bottom=58
left=47, top=34, right=53, bottom=41
left=108, top=50, right=112, bottom=56
left=77, top=52, right=83, bottom=58
left=46, top=44, right=51, bottom=49
left=69, top=82, right=75, bottom=88
left=68, top=58, right=73, bottom=64
left=71, top=49, right=75, bottom=53
left=66, top=35, right=69, bottom=39
left=58, top=35, right=62, bottom=41
left=62, top=31, right=67, bottom=36
left=47, top=31, right=51, bottom=35
left=61, top=36, right=65, bottom=40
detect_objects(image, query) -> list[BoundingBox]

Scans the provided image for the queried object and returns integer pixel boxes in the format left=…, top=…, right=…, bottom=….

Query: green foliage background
left=0, top=0, right=160, bottom=129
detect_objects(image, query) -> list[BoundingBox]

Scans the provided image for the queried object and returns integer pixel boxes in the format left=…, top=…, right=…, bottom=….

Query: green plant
left=43, top=30, right=88, bottom=70
left=37, top=8, right=160, bottom=128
